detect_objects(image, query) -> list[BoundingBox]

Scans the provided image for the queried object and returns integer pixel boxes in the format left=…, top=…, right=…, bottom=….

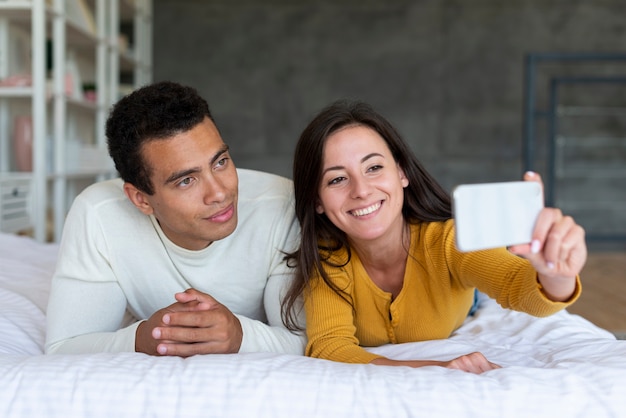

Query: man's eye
left=179, top=177, right=192, bottom=187
left=216, top=157, right=229, bottom=168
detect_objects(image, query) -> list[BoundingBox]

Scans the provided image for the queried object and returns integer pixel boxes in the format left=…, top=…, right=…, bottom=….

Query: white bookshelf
left=0, top=0, right=152, bottom=241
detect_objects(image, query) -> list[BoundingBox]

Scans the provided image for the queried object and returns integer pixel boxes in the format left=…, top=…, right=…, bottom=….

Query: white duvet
left=1, top=232, right=625, bottom=418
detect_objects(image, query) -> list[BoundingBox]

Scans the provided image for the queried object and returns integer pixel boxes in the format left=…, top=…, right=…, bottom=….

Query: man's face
left=125, top=117, right=239, bottom=250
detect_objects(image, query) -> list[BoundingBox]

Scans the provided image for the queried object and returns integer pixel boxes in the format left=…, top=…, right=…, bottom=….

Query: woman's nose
left=350, top=175, right=371, bottom=199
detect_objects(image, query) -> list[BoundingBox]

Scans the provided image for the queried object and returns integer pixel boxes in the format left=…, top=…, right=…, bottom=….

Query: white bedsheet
left=1, top=232, right=625, bottom=418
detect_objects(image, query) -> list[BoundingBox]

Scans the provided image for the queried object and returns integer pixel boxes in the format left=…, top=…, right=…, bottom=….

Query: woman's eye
left=368, top=164, right=383, bottom=172
left=328, top=176, right=345, bottom=185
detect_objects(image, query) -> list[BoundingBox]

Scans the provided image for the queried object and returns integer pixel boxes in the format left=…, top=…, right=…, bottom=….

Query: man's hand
left=135, top=288, right=243, bottom=357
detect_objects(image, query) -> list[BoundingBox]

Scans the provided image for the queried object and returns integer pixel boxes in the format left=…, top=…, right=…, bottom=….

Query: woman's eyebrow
left=321, top=153, right=384, bottom=176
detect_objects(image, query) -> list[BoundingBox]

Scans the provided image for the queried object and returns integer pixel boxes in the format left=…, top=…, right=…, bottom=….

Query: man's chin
left=205, top=217, right=238, bottom=242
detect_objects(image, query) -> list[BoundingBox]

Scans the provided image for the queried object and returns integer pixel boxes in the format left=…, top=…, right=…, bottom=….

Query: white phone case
left=452, top=181, right=543, bottom=252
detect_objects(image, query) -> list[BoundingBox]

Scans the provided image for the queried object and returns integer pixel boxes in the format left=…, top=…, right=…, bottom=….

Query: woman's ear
left=123, top=183, right=154, bottom=215
left=315, top=202, right=324, bottom=214
left=398, top=165, right=409, bottom=188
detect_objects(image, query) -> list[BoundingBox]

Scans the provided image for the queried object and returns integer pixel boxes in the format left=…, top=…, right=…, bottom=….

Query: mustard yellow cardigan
left=304, top=219, right=581, bottom=364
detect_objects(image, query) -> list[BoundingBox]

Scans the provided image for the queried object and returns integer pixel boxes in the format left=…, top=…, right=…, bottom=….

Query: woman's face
left=316, top=124, right=409, bottom=244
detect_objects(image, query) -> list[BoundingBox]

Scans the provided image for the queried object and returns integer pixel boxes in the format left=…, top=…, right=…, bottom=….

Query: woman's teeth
left=351, top=202, right=381, bottom=217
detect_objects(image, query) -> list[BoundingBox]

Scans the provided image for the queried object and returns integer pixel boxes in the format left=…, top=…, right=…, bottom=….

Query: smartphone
left=452, top=181, right=543, bottom=252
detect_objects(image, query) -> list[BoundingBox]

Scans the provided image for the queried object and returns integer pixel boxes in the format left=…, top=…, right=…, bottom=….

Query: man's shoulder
left=236, top=168, right=293, bottom=201
left=72, top=178, right=129, bottom=212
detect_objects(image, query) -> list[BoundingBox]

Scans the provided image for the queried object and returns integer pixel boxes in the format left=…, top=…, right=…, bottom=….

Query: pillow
left=0, top=288, right=46, bottom=355
left=0, top=233, right=58, bottom=355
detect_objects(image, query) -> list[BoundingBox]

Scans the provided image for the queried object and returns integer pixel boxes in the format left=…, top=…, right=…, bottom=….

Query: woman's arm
left=304, top=272, right=383, bottom=364
left=371, top=352, right=501, bottom=374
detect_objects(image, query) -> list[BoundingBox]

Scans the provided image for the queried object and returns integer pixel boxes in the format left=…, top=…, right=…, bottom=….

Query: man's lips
left=206, top=204, right=235, bottom=223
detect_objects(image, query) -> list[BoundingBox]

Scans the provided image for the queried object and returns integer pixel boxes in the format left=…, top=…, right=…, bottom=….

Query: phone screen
left=452, top=181, right=543, bottom=252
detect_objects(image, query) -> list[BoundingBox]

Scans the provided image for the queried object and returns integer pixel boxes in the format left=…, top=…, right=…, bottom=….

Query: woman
left=282, top=100, right=586, bottom=374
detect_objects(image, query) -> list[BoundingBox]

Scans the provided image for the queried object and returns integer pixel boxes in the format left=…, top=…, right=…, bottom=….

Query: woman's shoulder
left=411, top=219, right=455, bottom=244
left=317, top=245, right=355, bottom=288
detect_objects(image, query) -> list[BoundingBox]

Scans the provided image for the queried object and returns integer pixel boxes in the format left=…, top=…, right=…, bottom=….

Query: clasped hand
left=136, top=288, right=243, bottom=357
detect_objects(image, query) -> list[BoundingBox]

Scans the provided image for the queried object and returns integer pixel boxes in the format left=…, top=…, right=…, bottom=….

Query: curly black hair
left=106, top=81, right=214, bottom=194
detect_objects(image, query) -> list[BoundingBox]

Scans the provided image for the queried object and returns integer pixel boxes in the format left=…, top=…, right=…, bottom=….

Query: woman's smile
left=350, top=201, right=382, bottom=217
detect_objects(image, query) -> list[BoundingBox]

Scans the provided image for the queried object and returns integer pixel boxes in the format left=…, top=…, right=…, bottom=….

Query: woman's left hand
left=508, top=172, right=587, bottom=301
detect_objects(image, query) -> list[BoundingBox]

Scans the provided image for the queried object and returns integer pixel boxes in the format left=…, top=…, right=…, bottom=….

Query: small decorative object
left=13, top=116, right=33, bottom=172
left=82, top=82, right=97, bottom=102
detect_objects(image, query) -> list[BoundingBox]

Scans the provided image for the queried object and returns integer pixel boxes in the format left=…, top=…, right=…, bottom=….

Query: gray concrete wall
left=152, top=0, right=626, bottom=241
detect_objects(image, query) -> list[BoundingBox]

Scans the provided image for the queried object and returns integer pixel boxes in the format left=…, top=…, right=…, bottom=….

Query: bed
left=1, top=231, right=625, bottom=417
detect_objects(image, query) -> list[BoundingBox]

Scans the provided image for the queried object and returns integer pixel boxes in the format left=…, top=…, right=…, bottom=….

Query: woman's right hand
left=442, top=351, right=501, bottom=373
left=371, top=351, right=501, bottom=374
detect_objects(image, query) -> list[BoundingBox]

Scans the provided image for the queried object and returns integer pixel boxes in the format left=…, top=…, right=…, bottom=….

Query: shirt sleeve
left=237, top=179, right=307, bottom=355
left=45, top=195, right=139, bottom=354
left=442, top=221, right=581, bottom=316
left=304, top=268, right=383, bottom=364
left=237, top=270, right=306, bottom=354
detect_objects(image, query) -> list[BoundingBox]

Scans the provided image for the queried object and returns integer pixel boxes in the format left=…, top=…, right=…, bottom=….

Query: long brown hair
left=282, top=100, right=452, bottom=331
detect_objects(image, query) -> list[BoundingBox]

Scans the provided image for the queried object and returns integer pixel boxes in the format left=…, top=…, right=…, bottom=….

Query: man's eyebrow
left=210, top=144, right=230, bottom=165
left=163, top=144, right=230, bottom=185
left=164, top=168, right=200, bottom=185
left=321, top=152, right=384, bottom=176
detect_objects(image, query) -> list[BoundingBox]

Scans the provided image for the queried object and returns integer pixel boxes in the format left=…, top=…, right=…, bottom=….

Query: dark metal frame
left=522, top=52, right=626, bottom=242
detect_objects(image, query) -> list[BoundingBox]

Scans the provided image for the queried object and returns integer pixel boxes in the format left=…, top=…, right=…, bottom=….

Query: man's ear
left=123, top=183, right=154, bottom=215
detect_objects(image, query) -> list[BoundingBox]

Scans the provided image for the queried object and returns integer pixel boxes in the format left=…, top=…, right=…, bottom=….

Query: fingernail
left=530, top=239, right=541, bottom=254
left=162, top=314, right=170, bottom=324
left=546, top=262, right=555, bottom=270
left=152, top=328, right=161, bottom=339
left=157, top=345, right=167, bottom=355
left=525, top=171, right=536, bottom=178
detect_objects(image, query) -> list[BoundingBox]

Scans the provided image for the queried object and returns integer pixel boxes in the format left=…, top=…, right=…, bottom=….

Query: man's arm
left=238, top=271, right=306, bottom=355
left=45, top=279, right=137, bottom=353
left=45, top=188, right=140, bottom=354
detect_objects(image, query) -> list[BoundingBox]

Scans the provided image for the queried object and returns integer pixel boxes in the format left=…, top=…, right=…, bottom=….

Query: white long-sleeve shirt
left=45, top=169, right=305, bottom=355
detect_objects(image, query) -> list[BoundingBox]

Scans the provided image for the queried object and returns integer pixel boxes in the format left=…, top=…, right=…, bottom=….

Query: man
left=45, top=81, right=305, bottom=357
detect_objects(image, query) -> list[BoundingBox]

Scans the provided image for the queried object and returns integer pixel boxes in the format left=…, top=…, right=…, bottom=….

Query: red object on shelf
left=13, top=116, right=33, bottom=172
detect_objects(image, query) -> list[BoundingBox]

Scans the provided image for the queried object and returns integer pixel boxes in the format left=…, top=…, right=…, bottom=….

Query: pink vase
left=13, top=115, right=33, bottom=171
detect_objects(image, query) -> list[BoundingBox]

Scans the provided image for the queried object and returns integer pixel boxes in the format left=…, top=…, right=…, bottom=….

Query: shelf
left=0, top=87, right=99, bottom=111
left=0, top=172, right=32, bottom=234
left=0, top=2, right=100, bottom=48
left=0, top=0, right=151, bottom=241
left=66, top=96, right=99, bottom=112
left=0, top=86, right=33, bottom=97
left=47, top=169, right=117, bottom=180
left=0, top=3, right=33, bottom=19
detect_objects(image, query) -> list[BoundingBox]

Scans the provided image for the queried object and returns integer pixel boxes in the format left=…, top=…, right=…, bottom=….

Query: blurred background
left=153, top=0, right=626, bottom=246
